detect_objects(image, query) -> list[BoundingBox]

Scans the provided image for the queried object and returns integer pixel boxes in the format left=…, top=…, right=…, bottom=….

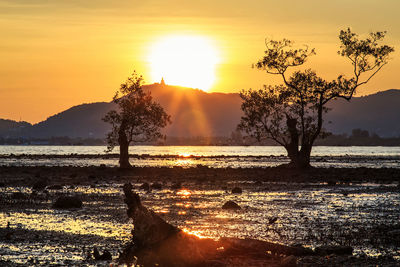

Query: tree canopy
left=103, top=72, right=170, bottom=168
left=239, top=28, right=394, bottom=168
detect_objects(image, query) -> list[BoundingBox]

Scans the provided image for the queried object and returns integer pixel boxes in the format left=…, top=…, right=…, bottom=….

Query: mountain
left=325, top=89, right=400, bottom=137
left=0, top=119, right=31, bottom=137
left=23, top=102, right=115, bottom=138
left=1, top=85, right=400, bottom=138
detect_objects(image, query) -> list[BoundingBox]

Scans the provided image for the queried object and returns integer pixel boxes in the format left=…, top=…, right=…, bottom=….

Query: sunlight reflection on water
left=1, top=145, right=400, bottom=168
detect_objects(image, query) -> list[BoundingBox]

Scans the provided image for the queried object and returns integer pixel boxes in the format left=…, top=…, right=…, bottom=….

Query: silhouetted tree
left=239, top=28, right=394, bottom=168
left=103, top=72, right=170, bottom=168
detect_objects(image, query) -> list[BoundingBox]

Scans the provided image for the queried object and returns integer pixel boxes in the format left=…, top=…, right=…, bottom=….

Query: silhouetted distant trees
left=238, top=28, right=394, bottom=168
left=103, top=72, right=170, bottom=168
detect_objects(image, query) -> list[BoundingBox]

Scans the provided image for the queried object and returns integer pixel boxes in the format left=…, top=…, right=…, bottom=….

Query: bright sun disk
left=148, top=35, right=220, bottom=91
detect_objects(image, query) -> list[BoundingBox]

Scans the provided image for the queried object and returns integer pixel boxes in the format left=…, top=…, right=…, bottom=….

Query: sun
left=148, top=35, right=220, bottom=91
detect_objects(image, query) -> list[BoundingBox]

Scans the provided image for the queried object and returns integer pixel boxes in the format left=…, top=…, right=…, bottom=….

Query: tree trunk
left=284, top=116, right=311, bottom=169
left=118, top=121, right=131, bottom=169
left=286, top=152, right=311, bottom=169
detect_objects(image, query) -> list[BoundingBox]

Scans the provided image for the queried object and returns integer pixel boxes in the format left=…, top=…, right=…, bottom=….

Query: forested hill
left=0, top=119, right=31, bottom=137
left=1, top=85, right=399, bottom=138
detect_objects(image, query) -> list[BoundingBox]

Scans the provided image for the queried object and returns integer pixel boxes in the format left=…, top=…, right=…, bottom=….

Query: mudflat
left=1, top=166, right=399, bottom=266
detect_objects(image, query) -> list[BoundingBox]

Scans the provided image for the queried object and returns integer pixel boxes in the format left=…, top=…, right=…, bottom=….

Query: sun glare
left=148, top=35, right=220, bottom=91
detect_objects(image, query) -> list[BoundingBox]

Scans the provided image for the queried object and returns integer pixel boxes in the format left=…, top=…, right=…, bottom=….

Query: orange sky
left=1, top=0, right=399, bottom=123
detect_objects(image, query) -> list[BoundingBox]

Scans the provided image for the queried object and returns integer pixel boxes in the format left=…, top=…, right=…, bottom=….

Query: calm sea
left=1, top=145, right=400, bottom=168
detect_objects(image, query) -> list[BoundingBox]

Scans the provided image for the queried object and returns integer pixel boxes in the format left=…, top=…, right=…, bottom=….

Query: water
left=1, top=182, right=399, bottom=265
left=1, top=146, right=399, bottom=265
left=0, top=145, right=400, bottom=168
left=1, top=145, right=400, bottom=157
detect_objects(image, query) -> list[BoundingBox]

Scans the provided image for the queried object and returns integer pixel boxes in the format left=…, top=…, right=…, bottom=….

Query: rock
left=222, top=200, right=241, bottom=210
left=281, top=255, right=297, bottom=266
left=139, top=182, right=150, bottom=191
left=254, top=181, right=263, bottom=186
left=53, top=196, right=82, bottom=209
left=171, top=182, right=182, bottom=190
left=88, top=174, right=96, bottom=180
left=47, top=184, right=63, bottom=190
left=231, top=187, right=242, bottom=194
left=32, top=179, right=47, bottom=191
left=315, top=245, right=353, bottom=256
left=151, top=182, right=162, bottom=190
left=327, top=181, right=336, bottom=186
left=11, top=192, right=27, bottom=200
left=94, top=247, right=112, bottom=261
left=268, top=217, right=278, bottom=224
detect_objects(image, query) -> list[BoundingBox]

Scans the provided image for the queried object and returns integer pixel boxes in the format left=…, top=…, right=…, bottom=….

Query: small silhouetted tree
left=103, top=72, right=170, bottom=168
left=238, top=28, right=394, bottom=168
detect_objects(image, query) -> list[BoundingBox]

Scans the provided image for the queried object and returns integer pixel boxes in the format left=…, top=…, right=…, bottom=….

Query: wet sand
left=1, top=153, right=400, bottom=168
left=1, top=166, right=400, bottom=266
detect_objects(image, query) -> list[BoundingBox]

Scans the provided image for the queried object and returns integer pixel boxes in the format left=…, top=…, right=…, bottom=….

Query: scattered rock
left=139, top=182, right=150, bottom=191
left=268, top=217, right=278, bottom=224
left=32, top=179, right=47, bottom=191
left=47, top=184, right=63, bottom=190
left=315, top=245, right=353, bottom=256
left=11, top=192, right=27, bottom=200
left=253, top=181, right=263, bottom=186
left=222, top=200, right=241, bottom=210
left=151, top=182, right=162, bottom=190
left=53, top=196, right=82, bottom=209
left=231, top=187, right=242, bottom=194
left=171, top=182, right=182, bottom=190
left=281, top=255, right=297, bottom=266
left=94, top=247, right=112, bottom=261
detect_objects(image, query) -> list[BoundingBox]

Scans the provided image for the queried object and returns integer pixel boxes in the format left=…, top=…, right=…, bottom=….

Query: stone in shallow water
left=231, top=187, right=242, bottom=194
left=47, top=184, right=63, bottom=190
left=151, top=182, right=162, bottom=190
left=52, top=196, right=82, bottom=209
left=222, top=200, right=241, bottom=210
left=32, top=179, right=47, bottom=191
left=139, top=182, right=150, bottom=191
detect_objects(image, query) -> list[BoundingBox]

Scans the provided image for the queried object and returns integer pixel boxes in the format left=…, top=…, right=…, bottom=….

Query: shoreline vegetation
left=2, top=129, right=400, bottom=146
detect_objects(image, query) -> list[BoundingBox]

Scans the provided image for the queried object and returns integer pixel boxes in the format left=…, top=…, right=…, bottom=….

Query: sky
left=1, top=0, right=399, bottom=123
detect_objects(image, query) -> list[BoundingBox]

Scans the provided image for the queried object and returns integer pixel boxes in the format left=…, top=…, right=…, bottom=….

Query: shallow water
left=2, top=145, right=400, bottom=156
left=1, top=182, right=399, bottom=265
left=1, top=145, right=400, bottom=168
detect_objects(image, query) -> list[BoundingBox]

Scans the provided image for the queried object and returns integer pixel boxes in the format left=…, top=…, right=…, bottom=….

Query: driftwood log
left=119, top=183, right=314, bottom=266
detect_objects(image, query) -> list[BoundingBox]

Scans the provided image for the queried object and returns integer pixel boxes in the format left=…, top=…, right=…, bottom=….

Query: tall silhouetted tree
left=103, top=72, right=170, bottom=168
left=238, top=28, right=394, bottom=168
